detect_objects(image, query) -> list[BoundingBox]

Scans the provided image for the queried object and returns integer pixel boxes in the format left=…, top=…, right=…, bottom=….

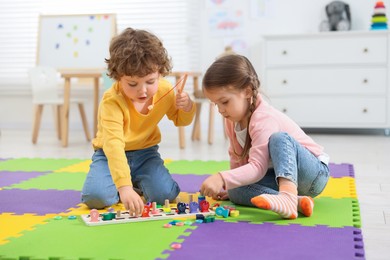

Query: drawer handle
left=282, top=50, right=288, bottom=55
left=363, top=48, right=369, bottom=53
left=282, top=108, right=288, bottom=113
left=282, top=79, right=288, bottom=85
left=363, top=78, right=368, bottom=84
left=362, top=108, right=368, bottom=113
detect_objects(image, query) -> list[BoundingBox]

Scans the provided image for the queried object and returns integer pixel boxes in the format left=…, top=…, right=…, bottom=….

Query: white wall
left=0, top=0, right=384, bottom=138
left=195, top=0, right=380, bottom=135
left=199, top=0, right=378, bottom=74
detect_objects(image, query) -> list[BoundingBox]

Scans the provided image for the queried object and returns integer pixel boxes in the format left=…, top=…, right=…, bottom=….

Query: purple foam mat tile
left=0, top=189, right=81, bottom=215
left=172, top=174, right=210, bottom=193
left=0, top=171, right=50, bottom=187
left=163, top=221, right=365, bottom=260
left=329, top=163, right=355, bottom=178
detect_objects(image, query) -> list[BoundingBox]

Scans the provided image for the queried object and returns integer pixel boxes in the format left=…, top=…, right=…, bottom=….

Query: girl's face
left=119, top=72, right=159, bottom=104
left=204, top=86, right=252, bottom=126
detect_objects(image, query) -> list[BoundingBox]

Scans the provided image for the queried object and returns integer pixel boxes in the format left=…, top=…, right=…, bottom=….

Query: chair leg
left=208, top=102, right=215, bottom=145
left=178, top=126, right=185, bottom=149
left=191, top=102, right=202, bottom=141
left=78, top=103, right=91, bottom=141
left=32, top=104, right=44, bottom=144
left=53, top=105, right=62, bottom=140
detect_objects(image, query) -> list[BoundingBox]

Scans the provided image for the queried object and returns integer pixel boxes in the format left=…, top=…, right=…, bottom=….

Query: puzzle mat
left=0, top=159, right=365, bottom=260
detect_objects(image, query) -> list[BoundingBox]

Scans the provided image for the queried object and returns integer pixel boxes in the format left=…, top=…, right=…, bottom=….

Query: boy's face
left=119, top=72, right=159, bottom=104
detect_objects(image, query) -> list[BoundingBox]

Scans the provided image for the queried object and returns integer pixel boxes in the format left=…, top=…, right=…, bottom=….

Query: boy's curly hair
left=105, top=27, right=172, bottom=80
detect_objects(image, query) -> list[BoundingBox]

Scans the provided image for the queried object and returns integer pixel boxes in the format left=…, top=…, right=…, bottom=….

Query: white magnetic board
left=37, top=14, right=117, bottom=69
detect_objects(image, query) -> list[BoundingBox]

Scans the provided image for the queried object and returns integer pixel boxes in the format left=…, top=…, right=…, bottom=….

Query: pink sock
left=251, top=191, right=298, bottom=219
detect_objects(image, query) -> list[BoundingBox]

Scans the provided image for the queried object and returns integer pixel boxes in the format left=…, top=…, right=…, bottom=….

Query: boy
left=81, top=28, right=195, bottom=216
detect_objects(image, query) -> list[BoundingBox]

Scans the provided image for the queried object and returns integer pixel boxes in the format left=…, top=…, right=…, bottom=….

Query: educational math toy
left=81, top=204, right=215, bottom=226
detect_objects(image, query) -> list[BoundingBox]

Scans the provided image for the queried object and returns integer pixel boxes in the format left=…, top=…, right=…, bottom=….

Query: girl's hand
left=213, top=191, right=229, bottom=201
left=118, top=186, right=144, bottom=216
left=176, top=91, right=193, bottom=112
left=200, top=174, right=225, bottom=198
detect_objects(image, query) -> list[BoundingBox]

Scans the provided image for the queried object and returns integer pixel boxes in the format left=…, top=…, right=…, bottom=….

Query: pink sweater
left=220, top=95, right=327, bottom=190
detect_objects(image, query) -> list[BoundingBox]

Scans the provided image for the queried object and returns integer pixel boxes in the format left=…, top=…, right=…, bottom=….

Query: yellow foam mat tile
left=164, top=158, right=173, bottom=164
left=54, top=160, right=91, bottom=173
left=55, top=158, right=173, bottom=173
left=63, top=203, right=125, bottom=216
left=0, top=213, right=55, bottom=245
left=317, top=177, right=357, bottom=199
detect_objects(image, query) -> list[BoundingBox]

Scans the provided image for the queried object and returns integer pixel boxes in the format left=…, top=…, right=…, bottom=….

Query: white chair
left=28, top=66, right=91, bottom=144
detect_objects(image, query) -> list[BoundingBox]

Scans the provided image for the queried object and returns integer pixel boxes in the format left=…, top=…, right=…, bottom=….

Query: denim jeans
left=81, top=145, right=180, bottom=209
left=228, top=132, right=330, bottom=206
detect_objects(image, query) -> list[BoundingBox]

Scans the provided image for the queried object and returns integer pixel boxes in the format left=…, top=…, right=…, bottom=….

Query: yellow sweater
left=92, top=78, right=196, bottom=188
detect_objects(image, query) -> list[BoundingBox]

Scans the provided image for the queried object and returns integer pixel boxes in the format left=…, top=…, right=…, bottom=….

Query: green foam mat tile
left=0, top=216, right=196, bottom=260
left=165, top=160, right=229, bottom=175
left=219, top=197, right=361, bottom=228
left=0, top=159, right=86, bottom=172
left=3, top=172, right=86, bottom=191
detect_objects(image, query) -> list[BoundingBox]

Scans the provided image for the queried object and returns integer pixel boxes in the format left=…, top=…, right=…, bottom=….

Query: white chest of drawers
left=262, top=31, right=390, bottom=135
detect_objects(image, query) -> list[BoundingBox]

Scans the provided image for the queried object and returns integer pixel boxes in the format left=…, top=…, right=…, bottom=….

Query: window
left=0, top=0, right=200, bottom=91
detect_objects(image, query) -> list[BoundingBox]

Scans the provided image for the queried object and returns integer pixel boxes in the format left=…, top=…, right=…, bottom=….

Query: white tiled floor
left=0, top=128, right=389, bottom=259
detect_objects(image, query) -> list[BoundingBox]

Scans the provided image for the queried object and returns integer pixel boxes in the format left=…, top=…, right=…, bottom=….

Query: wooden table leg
left=191, top=102, right=202, bottom=141
left=32, top=104, right=43, bottom=144
left=179, top=126, right=185, bottom=149
left=176, top=75, right=186, bottom=149
left=54, top=105, right=62, bottom=140
left=93, top=77, right=99, bottom=137
left=208, top=102, right=215, bottom=145
left=61, top=77, right=71, bottom=147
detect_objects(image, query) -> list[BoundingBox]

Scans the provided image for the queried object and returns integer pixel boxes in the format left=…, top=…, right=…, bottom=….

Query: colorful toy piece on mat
left=371, top=1, right=388, bottom=30
left=82, top=197, right=215, bottom=226
left=214, top=205, right=240, bottom=218
left=194, top=213, right=215, bottom=223
left=215, top=206, right=230, bottom=218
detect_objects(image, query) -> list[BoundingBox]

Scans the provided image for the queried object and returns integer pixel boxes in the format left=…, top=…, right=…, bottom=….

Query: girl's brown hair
left=105, top=28, right=172, bottom=80
left=203, top=54, right=260, bottom=159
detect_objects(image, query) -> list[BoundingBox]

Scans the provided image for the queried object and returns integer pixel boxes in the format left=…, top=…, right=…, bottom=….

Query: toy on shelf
left=371, top=1, right=388, bottom=30
left=319, top=1, right=351, bottom=31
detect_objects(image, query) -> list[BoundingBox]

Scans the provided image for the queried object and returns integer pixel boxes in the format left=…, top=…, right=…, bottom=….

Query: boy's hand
left=176, top=91, right=193, bottom=112
left=118, top=186, right=144, bottom=216
left=200, top=173, right=225, bottom=199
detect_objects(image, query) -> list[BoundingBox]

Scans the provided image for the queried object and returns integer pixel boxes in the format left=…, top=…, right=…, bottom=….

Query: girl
left=199, top=55, right=329, bottom=219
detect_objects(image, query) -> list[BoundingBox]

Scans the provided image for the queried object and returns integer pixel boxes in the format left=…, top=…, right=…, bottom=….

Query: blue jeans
left=228, top=132, right=329, bottom=206
left=81, top=145, right=180, bottom=209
